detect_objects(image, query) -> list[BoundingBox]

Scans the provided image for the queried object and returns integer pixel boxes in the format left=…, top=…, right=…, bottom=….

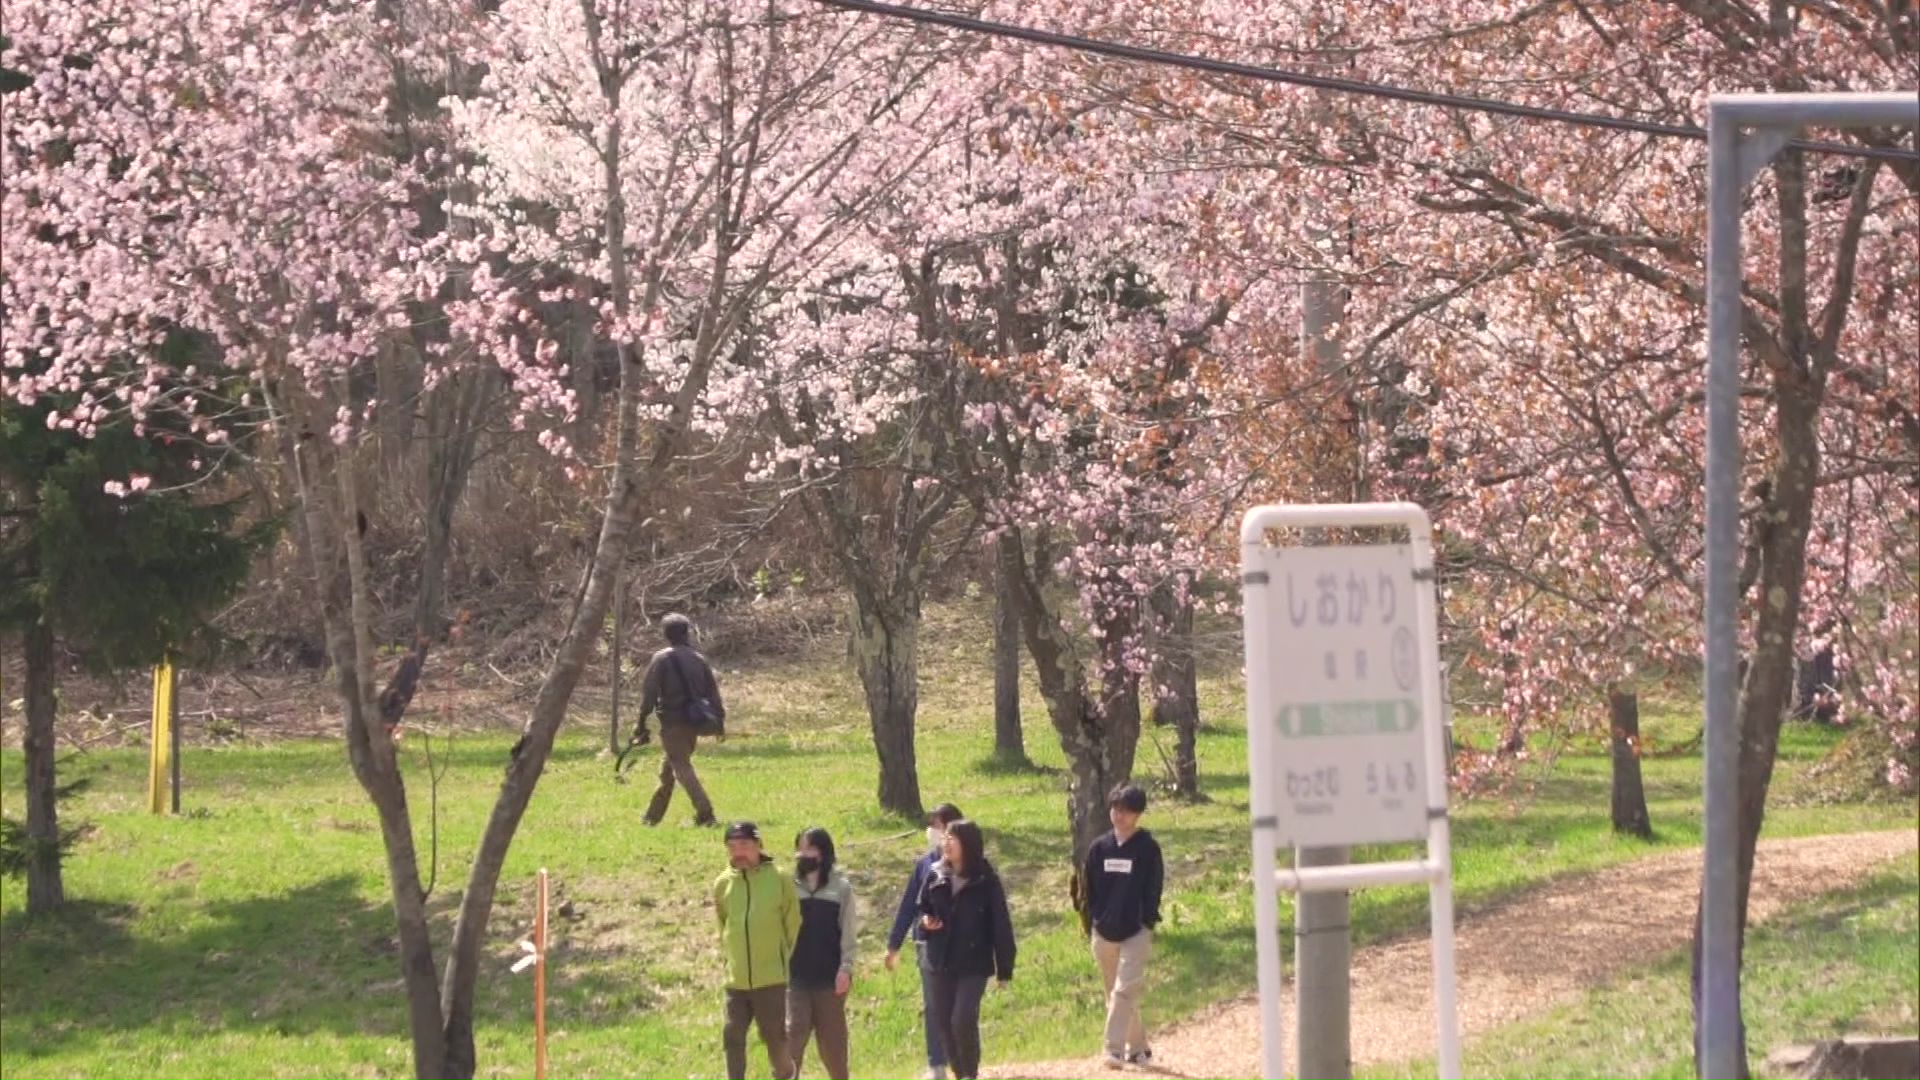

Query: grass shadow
left=971, top=752, right=1064, bottom=778
left=0, top=875, right=407, bottom=1058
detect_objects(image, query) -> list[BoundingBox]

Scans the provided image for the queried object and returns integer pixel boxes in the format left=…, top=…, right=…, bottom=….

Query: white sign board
left=1242, top=503, right=1460, bottom=1080
left=1247, top=542, right=1436, bottom=847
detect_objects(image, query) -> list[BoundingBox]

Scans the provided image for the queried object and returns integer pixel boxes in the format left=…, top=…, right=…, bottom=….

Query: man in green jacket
left=715, top=821, right=800, bottom=1080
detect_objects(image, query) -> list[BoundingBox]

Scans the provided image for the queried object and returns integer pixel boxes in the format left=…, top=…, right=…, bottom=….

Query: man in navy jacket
left=1081, top=783, right=1164, bottom=1067
left=885, top=802, right=965, bottom=1080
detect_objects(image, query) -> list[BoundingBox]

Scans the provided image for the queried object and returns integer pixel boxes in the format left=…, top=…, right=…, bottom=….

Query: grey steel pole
left=1296, top=845, right=1352, bottom=1078
left=1296, top=259, right=1352, bottom=1080
left=1701, top=104, right=1744, bottom=1080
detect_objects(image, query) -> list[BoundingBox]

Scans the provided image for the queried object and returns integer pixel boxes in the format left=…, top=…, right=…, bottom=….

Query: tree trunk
left=992, top=531, right=1025, bottom=761
left=1087, top=655, right=1143, bottom=849
left=367, top=769, right=451, bottom=1080
left=1700, top=385, right=1821, bottom=1078
left=274, top=376, right=447, bottom=1079
left=1608, top=689, right=1652, bottom=839
left=852, top=598, right=926, bottom=819
left=438, top=54, right=710, bottom=1072
left=22, top=619, right=63, bottom=914
left=1009, top=533, right=1142, bottom=866
left=1149, top=583, right=1200, bottom=798
left=414, top=366, right=490, bottom=646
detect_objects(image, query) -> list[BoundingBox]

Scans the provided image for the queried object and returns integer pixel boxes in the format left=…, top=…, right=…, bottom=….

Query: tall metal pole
left=1296, top=251, right=1352, bottom=1080
left=1296, top=840, right=1352, bottom=1078
left=1698, top=90, right=1917, bottom=1078
left=1700, top=104, right=1745, bottom=1080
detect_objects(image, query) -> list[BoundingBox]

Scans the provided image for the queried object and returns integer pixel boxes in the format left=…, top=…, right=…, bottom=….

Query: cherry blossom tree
left=8, top=0, right=964, bottom=1072
left=1004, top=4, right=1915, bottom=1071
left=2, top=2, right=475, bottom=1069
left=888, top=5, right=1911, bottom=1069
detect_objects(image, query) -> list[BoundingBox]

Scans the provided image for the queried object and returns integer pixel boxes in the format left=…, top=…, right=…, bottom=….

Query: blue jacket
left=887, top=849, right=941, bottom=952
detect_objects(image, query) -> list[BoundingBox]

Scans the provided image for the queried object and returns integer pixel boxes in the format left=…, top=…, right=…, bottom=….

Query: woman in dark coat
left=917, top=820, right=1016, bottom=1080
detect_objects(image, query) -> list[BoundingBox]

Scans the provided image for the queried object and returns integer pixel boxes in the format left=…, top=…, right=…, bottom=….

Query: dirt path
left=986, top=830, right=1918, bottom=1079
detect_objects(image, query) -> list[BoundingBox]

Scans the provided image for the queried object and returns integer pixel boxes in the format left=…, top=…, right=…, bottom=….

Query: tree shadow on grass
left=0, top=875, right=412, bottom=1061
left=1152, top=919, right=1258, bottom=1014
left=970, top=753, right=1064, bottom=779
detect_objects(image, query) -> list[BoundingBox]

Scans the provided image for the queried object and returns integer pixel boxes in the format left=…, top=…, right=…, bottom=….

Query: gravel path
left=985, top=830, right=1919, bottom=1079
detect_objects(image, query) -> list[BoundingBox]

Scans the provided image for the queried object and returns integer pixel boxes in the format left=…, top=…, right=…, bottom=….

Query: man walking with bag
left=635, top=612, right=725, bottom=826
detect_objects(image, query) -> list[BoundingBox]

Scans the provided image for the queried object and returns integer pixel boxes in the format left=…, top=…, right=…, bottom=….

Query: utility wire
left=810, top=0, right=1920, bottom=164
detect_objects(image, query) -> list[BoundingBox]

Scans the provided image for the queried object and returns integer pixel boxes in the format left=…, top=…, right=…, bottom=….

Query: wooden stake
left=535, top=867, right=549, bottom=1080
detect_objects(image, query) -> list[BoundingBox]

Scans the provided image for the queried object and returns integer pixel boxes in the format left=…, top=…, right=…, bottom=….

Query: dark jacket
left=887, top=849, right=941, bottom=952
left=791, top=869, right=857, bottom=990
left=1082, top=828, right=1164, bottom=942
left=917, top=861, right=1016, bottom=980
left=638, top=644, right=725, bottom=729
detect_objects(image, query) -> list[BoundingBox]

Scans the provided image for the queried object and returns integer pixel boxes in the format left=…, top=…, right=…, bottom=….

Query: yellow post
left=147, top=659, right=174, bottom=815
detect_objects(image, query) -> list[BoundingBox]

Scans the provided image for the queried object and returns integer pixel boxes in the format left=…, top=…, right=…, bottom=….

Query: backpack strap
left=665, top=647, right=698, bottom=702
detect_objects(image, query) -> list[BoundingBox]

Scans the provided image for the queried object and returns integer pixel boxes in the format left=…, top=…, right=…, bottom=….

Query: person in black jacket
left=884, top=802, right=966, bottom=1080
left=916, top=820, right=1015, bottom=1080
left=1081, top=783, right=1163, bottom=1067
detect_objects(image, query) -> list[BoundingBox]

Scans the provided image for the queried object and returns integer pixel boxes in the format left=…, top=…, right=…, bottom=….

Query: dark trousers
left=926, top=972, right=990, bottom=1079
left=786, top=984, right=850, bottom=1079
left=916, top=943, right=947, bottom=1070
left=646, top=722, right=715, bottom=824
left=724, top=985, right=794, bottom=1080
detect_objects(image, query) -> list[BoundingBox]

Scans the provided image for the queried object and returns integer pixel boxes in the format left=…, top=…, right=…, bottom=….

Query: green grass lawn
left=1, top=613, right=1910, bottom=1079
left=1365, top=858, right=1920, bottom=1080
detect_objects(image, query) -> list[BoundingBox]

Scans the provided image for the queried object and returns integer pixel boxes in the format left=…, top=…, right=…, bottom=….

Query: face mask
left=795, top=855, right=821, bottom=877
left=926, top=827, right=944, bottom=852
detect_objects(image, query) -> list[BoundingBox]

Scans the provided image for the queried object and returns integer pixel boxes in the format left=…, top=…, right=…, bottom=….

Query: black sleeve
left=636, top=653, right=664, bottom=723
left=990, top=877, right=1017, bottom=981
left=1143, top=837, right=1164, bottom=930
left=702, top=653, right=725, bottom=719
left=917, top=870, right=937, bottom=918
left=1081, top=838, right=1104, bottom=915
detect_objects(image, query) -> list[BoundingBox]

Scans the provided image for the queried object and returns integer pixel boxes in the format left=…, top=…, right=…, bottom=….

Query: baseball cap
left=724, top=821, right=760, bottom=842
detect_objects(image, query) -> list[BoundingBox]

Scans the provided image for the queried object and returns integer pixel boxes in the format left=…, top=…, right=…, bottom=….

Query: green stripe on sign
left=1276, top=700, right=1419, bottom=737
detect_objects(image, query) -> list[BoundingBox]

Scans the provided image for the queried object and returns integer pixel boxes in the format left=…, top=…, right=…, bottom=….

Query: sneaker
left=925, top=1068, right=948, bottom=1080
left=1103, top=1052, right=1128, bottom=1069
left=1127, top=1048, right=1153, bottom=1066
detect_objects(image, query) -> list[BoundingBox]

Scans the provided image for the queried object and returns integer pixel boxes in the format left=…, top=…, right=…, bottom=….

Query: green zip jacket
left=713, top=857, right=800, bottom=991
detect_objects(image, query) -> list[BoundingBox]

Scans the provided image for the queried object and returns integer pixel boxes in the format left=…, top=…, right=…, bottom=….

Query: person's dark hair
left=1108, top=783, right=1147, bottom=814
left=662, top=612, right=692, bottom=645
left=929, top=803, right=964, bottom=827
left=944, top=819, right=989, bottom=876
left=794, top=826, right=836, bottom=879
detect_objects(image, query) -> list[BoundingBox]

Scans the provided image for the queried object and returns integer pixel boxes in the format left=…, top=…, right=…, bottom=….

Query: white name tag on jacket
left=1104, top=858, right=1133, bottom=873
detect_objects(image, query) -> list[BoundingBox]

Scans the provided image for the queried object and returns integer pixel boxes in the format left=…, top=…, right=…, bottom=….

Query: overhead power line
left=810, top=0, right=1920, bottom=164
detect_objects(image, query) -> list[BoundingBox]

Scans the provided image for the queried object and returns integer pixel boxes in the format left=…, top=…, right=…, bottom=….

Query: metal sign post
left=1242, top=502, right=1460, bottom=1080
left=1701, top=91, right=1917, bottom=1079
